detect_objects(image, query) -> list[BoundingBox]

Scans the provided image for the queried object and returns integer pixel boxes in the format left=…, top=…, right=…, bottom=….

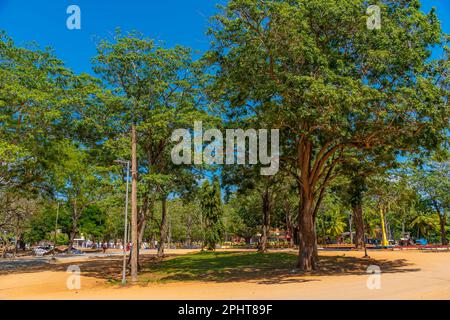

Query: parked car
left=33, top=246, right=52, bottom=256
left=68, top=248, right=84, bottom=255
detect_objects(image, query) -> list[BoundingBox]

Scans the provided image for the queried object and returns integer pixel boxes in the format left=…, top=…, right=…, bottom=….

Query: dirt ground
left=1, top=249, right=449, bottom=300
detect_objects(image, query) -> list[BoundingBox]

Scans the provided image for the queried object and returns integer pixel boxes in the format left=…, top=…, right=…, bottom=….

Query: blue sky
left=0, top=0, right=448, bottom=75
left=0, top=0, right=224, bottom=73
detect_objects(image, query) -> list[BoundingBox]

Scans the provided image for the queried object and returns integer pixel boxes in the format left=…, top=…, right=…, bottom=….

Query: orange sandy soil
left=1, top=249, right=449, bottom=300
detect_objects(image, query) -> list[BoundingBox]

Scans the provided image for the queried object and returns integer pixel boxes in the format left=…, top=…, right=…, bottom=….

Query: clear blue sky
left=0, top=0, right=448, bottom=75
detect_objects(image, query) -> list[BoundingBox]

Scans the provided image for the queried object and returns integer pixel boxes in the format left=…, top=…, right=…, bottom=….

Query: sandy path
left=1, top=250, right=449, bottom=300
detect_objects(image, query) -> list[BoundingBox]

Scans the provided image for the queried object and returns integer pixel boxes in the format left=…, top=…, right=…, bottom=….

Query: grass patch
left=139, top=251, right=298, bottom=283
left=135, top=250, right=418, bottom=285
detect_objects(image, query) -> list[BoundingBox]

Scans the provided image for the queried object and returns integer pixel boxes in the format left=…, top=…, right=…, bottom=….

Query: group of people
left=75, top=240, right=158, bottom=252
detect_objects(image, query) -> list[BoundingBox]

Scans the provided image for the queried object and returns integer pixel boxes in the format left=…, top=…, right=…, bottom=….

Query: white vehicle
left=33, top=246, right=52, bottom=256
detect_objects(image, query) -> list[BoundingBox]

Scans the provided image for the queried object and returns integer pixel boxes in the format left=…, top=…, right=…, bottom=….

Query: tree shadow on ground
left=0, top=256, right=127, bottom=281
left=0, top=251, right=420, bottom=285
left=139, top=251, right=421, bottom=285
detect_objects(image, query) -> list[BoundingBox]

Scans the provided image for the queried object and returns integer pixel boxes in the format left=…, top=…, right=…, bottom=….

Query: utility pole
left=130, top=123, right=138, bottom=283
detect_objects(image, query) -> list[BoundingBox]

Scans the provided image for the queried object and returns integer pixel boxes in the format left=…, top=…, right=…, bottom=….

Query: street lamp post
left=115, top=160, right=130, bottom=285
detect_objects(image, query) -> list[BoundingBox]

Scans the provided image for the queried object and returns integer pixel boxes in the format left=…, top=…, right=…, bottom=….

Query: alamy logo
left=366, top=265, right=381, bottom=290
left=66, top=265, right=81, bottom=290
left=367, top=5, right=381, bottom=30
left=66, top=5, right=81, bottom=30
left=171, top=122, right=280, bottom=175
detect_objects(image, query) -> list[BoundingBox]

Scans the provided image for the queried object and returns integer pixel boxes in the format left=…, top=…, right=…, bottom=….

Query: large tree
left=0, top=31, right=70, bottom=195
left=207, top=0, right=448, bottom=270
left=0, top=31, right=111, bottom=255
left=93, top=30, right=208, bottom=275
left=48, top=141, right=107, bottom=251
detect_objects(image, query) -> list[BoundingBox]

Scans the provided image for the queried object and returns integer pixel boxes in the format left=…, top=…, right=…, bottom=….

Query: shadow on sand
left=0, top=251, right=420, bottom=285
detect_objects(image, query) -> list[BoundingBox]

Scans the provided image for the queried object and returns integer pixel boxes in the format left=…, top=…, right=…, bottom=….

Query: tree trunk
left=295, top=139, right=338, bottom=271
left=258, top=189, right=271, bottom=253
left=157, top=197, right=168, bottom=258
left=130, top=123, right=139, bottom=283
left=2, top=237, right=11, bottom=258
left=313, top=220, right=319, bottom=263
left=437, top=209, right=448, bottom=245
left=137, top=218, right=145, bottom=268
left=259, top=223, right=268, bottom=252
left=296, top=140, right=317, bottom=271
left=68, top=229, right=76, bottom=252
left=286, top=212, right=295, bottom=248
left=186, top=215, right=192, bottom=247
left=138, top=196, right=152, bottom=244
left=14, top=230, right=20, bottom=255
left=352, top=204, right=365, bottom=249
left=67, top=204, right=78, bottom=253
left=293, top=226, right=300, bottom=246
left=138, top=219, right=146, bottom=245
left=297, top=195, right=317, bottom=271
left=289, top=230, right=295, bottom=248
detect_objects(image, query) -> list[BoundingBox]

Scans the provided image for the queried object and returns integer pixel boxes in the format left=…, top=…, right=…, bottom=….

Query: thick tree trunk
left=157, top=197, right=168, bottom=258
left=68, top=229, right=76, bottom=252
left=259, top=222, right=269, bottom=253
left=130, top=123, right=139, bottom=283
left=296, top=140, right=318, bottom=271
left=297, top=196, right=317, bottom=271
left=295, top=139, right=338, bottom=271
left=259, top=189, right=271, bottom=253
left=352, top=204, right=365, bottom=249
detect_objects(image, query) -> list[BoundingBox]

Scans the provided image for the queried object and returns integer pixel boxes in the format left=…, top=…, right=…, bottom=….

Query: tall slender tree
left=200, top=177, right=224, bottom=251
left=93, top=30, right=208, bottom=275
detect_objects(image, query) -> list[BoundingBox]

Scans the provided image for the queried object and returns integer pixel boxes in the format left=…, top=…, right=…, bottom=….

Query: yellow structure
left=379, top=207, right=389, bottom=247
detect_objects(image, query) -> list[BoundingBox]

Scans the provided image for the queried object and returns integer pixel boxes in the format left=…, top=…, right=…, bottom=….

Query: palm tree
left=325, top=210, right=347, bottom=238
left=409, top=212, right=437, bottom=239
